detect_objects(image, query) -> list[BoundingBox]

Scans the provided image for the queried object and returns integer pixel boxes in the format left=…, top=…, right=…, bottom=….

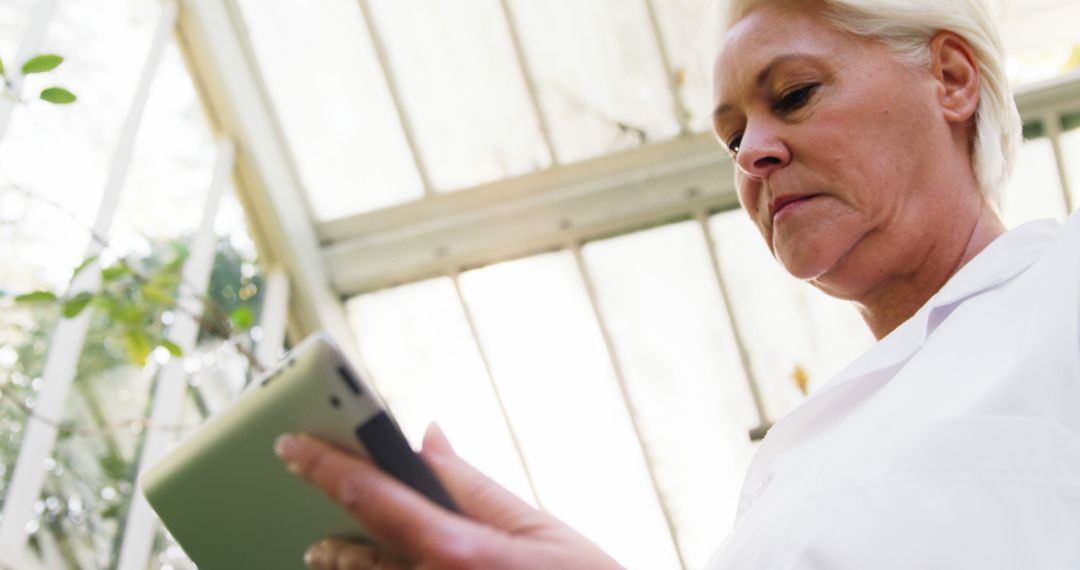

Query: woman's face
left=713, top=3, right=967, bottom=300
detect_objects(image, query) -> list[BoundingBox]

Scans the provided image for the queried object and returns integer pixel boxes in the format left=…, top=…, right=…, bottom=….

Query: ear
left=929, top=32, right=980, bottom=124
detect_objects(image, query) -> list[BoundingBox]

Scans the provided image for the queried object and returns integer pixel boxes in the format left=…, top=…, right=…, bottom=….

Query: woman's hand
left=275, top=424, right=621, bottom=570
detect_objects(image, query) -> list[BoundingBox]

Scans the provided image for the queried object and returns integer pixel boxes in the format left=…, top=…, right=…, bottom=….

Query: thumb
left=420, top=422, right=456, bottom=456
left=420, top=423, right=550, bottom=534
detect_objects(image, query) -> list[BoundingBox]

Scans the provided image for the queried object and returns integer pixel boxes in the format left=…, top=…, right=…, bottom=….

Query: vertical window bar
left=115, top=138, right=236, bottom=570
left=495, top=0, right=559, bottom=166
left=0, top=0, right=61, bottom=141
left=0, top=1, right=178, bottom=553
left=695, top=211, right=773, bottom=440
left=571, top=244, right=688, bottom=570
left=1045, top=111, right=1076, bottom=214
left=354, top=0, right=434, bottom=197
left=641, top=0, right=690, bottom=135
left=254, top=266, right=291, bottom=374
left=450, top=272, right=544, bottom=509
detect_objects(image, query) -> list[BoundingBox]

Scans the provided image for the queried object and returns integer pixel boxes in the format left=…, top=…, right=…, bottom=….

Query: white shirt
left=708, top=211, right=1080, bottom=570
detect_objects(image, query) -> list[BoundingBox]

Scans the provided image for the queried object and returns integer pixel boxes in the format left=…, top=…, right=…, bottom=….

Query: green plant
left=1, top=53, right=77, bottom=105
left=0, top=49, right=265, bottom=570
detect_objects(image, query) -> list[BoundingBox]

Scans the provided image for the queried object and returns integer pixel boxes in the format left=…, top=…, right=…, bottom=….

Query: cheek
left=736, top=178, right=775, bottom=253
left=735, top=175, right=762, bottom=217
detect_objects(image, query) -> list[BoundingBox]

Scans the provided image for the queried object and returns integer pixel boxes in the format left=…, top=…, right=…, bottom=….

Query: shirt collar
left=734, top=219, right=1061, bottom=519
left=825, top=217, right=1060, bottom=390
left=924, top=218, right=1059, bottom=316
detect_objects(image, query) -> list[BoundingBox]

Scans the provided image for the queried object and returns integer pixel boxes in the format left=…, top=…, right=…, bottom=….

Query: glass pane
left=998, top=0, right=1080, bottom=86
left=367, top=0, right=551, bottom=191
left=0, top=0, right=34, bottom=54
left=32, top=33, right=221, bottom=567
left=1061, top=111, right=1080, bottom=213
left=1001, top=135, right=1068, bottom=227
left=459, top=252, right=681, bottom=570
left=0, top=0, right=161, bottom=289
left=582, top=222, right=758, bottom=568
left=650, top=0, right=723, bottom=133
left=507, top=0, right=679, bottom=163
left=0, top=304, right=59, bottom=510
left=0, top=1, right=163, bottom=563
left=235, top=0, right=423, bottom=219
left=108, top=42, right=216, bottom=256
left=345, top=277, right=535, bottom=503
left=708, top=210, right=875, bottom=421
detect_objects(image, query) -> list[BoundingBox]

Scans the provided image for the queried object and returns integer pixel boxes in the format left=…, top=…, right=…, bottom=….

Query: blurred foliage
left=1, top=235, right=265, bottom=569
left=0, top=41, right=264, bottom=570
left=201, top=240, right=266, bottom=344
left=13, top=242, right=189, bottom=367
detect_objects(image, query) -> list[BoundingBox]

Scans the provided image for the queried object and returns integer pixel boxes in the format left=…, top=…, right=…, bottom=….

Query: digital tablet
left=140, top=332, right=458, bottom=569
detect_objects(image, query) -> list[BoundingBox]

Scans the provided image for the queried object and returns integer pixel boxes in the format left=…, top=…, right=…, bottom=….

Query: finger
left=276, top=434, right=490, bottom=562
left=304, top=539, right=406, bottom=570
left=420, top=423, right=553, bottom=535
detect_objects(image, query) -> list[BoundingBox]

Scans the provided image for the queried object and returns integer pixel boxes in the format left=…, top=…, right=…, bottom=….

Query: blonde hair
left=721, top=0, right=1021, bottom=203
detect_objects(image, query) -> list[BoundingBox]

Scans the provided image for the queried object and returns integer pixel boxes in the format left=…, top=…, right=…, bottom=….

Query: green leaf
left=15, top=290, right=57, bottom=304
left=71, top=256, right=99, bottom=279
left=62, top=292, right=94, bottom=318
left=160, top=339, right=183, bottom=357
left=141, top=283, right=173, bottom=305
left=21, top=54, right=63, bottom=74
left=92, top=294, right=116, bottom=312
left=113, top=302, right=142, bottom=325
left=123, top=329, right=152, bottom=365
left=165, top=254, right=187, bottom=272
left=1022, top=120, right=1045, bottom=141
left=150, top=270, right=179, bottom=289
left=101, top=265, right=129, bottom=281
left=0, top=56, right=5, bottom=75
left=40, top=87, right=76, bottom=104
left=99, top=452, right=129, bottom=481
left=1062, top=110, right=1080, bottom=133
left=230, top=306, right=254, bottom=329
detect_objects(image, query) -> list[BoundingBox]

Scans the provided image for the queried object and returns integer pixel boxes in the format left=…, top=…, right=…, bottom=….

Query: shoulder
left=785, top=416, right=1080, bottom=570
left=1055, top=209, right=1080, bottom=258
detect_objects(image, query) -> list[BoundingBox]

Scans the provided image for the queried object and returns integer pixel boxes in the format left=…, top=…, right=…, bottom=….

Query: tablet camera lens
left=336, top=366, right=364, bottom=396
left=329, top=396, right=341, bottom=408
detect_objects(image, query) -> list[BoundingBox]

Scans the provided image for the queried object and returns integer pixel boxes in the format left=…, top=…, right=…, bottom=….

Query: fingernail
left=303, top=543, right=326, bottom=568
left=422, top=422, right=454, bottom=455
left=275, top=434, right=300, bottom=462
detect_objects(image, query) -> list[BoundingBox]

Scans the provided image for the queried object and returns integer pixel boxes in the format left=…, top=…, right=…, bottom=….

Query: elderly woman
left=274, top=0, right=1080, bottom=567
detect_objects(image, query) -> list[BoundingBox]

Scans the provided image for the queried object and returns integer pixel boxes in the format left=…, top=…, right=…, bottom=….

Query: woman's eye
left=775, top=85, right=817, bottom=112
left=726, top=134, right=742, bottom=156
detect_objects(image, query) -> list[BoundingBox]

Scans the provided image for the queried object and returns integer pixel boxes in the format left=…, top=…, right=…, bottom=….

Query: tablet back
left=141, top=334, right=380, bottom=569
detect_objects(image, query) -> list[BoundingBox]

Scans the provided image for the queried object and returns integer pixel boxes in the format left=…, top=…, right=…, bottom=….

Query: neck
left=855, top=199, right=1006, bottom=340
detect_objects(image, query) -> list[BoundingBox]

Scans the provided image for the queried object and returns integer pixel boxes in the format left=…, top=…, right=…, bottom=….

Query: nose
left=735, top=118, right=791, bottom=179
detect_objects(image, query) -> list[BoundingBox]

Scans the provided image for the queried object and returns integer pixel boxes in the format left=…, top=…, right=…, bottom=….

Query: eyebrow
left=712, top=53, right=820, bottom=120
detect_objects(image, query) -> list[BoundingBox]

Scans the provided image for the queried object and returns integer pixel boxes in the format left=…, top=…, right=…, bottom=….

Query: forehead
left=713, top=4, right=856, bottom=99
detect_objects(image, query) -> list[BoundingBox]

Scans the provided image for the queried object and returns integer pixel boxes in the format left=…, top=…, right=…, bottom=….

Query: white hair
left=720, top=0, right=1022, bottom=203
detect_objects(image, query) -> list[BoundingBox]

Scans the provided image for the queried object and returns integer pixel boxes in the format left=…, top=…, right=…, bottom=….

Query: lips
left=768, top=193, right=819, bottom=220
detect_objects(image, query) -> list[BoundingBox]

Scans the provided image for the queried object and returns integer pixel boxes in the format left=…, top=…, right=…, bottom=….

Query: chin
left=777, top=250, right=832, bottom=281
left=797, top=244, right=887, bottom=301
left=773, top=235, right=851, bottom=284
